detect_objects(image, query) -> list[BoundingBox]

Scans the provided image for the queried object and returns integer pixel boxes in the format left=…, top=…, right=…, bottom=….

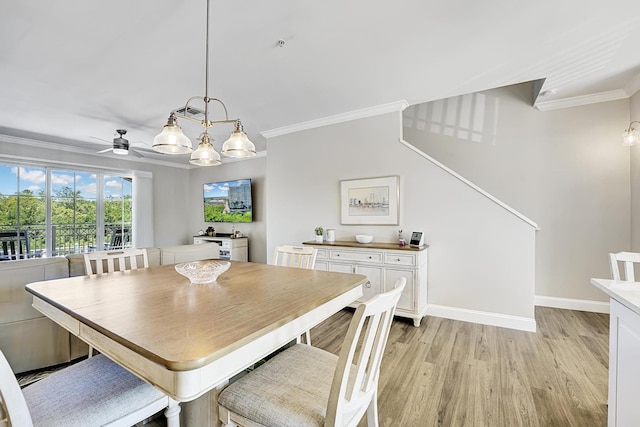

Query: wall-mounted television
left=203, top=178, right=253, bottom=223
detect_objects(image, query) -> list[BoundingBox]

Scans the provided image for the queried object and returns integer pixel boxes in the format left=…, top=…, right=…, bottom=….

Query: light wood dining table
left=25, top=260, right=366, bottom=426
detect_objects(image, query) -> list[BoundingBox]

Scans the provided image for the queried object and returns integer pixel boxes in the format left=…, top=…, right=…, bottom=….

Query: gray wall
left=631, top=92, right=640, bottom=252
left=187, top=156, right=267, bottom=263
left=403, top=82, right=630, bottom=302
left=266, top=112, right=536, bottom=323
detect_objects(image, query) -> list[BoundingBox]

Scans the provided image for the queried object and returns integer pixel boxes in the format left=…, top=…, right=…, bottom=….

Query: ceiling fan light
left=190, top=134, right=221, bottom=166
left=622, top=129, right=639, bottom=147
left=113, top=147, right=128, bottom=155
left=221, top=121, right=256, bottom=158
left=152, top=114, right=193, bottom=154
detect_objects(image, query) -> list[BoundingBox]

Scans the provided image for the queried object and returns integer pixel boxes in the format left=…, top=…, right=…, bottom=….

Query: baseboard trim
left=426, top=304, right=537, bottom=332
left=534, top=295, right=610, bottom=314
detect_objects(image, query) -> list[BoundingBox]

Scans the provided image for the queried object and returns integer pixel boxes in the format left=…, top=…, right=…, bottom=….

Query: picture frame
left=340, top=176, right=399, bottom=225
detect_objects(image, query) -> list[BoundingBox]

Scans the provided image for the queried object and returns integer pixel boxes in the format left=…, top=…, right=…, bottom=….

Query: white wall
left=403, top=82, right=630, bottom=304
left=266, top=112, right=536, bottom=326
left=188, top=156, right=267, bottom=263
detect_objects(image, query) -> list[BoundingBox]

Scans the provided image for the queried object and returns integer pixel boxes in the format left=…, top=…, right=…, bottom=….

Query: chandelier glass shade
left=221, top=121, right=256, bottom=158
left=190, top=133, right=221, bottom=166
left=153, top=113, right=193, bottom=154
left=152, top=0, right=255, bottom=165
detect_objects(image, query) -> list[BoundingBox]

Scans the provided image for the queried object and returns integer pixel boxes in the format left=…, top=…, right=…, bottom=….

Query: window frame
left=0, top=160, right=134, bottom=258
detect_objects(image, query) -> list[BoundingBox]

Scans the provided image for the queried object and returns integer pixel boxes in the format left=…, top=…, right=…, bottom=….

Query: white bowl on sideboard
left=355, top=234, right=374, bottom=244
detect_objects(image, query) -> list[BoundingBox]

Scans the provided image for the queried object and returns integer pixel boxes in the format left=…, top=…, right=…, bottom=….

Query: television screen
left=203, top=178, right=253, bottom=223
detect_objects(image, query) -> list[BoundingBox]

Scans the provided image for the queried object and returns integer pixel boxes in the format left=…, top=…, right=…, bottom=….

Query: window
left=104, top=176, right=132, bottom=250
left=0, top=164, right=134, bottom=259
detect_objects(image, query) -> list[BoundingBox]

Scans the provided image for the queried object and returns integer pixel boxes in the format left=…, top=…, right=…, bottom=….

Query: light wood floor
left=312, top=306, right=609, bottom=427
left=149, top=306, right=609, bottom=427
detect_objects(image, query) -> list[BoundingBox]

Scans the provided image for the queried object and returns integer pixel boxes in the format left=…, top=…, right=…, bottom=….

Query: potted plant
left=314, top=226, right=324, bottom=242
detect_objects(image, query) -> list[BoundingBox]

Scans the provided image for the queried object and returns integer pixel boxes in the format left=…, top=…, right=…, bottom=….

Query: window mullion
left=46, top=168, right=52, bottom=257
left=97, top=173, right=104, bottom=251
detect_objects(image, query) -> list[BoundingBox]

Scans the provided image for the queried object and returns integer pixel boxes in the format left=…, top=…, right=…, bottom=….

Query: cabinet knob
left=368, top=256, right=372, bottom=259
left=365, top=281, right=372, bottom=288
left=397, top=258, right=401, bottom=261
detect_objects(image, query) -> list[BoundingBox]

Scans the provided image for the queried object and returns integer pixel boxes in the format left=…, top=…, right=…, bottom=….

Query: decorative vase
left=315, top=235, right=323, bottom=243
left=326, top=229, right=335, bottom=242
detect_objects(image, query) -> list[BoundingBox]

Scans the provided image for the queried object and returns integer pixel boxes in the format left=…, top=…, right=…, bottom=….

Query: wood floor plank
left=312, top=306, right=609, bottom=427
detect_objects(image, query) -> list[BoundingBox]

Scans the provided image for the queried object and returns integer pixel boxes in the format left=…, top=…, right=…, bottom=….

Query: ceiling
left=1, top=0, right=639, bottom=166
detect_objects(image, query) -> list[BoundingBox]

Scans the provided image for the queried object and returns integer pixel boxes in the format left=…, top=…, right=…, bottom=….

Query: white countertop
left=591, top=278, right=640, bottom=316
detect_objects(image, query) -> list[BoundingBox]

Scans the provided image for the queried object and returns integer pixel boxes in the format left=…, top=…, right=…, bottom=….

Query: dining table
left=25, top=260, right=366, bottom=426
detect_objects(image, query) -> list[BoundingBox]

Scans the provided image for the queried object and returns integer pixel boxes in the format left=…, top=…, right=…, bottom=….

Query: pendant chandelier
left=152, top=0, right=256, bottom=165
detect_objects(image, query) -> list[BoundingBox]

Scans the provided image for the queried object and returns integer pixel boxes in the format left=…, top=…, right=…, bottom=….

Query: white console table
left=193, top=235, right=248, bottom=262
left=304, top=241, right=428, bottom=327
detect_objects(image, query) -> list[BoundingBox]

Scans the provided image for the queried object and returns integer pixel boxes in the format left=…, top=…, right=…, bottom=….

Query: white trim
left=219, top=150, right=267, bottom=163
left=0, top=133, right=266, bottom=168
left=534, top=295, right=610, bottom=313
left=624, top=72, right=640, bottom=98
left=426, top=304, right=537, bottom=332
left=261, top=100, right=410, bottom=139
left=398, top=138, right=539, bottom=229
left=0, top=153, right=136, bottom=176
left=534, top=89, right=628, bottom=111
left=0, top=134, right=191, bottom=169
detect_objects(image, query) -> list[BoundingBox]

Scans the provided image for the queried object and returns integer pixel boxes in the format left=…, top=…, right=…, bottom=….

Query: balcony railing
left=0, top=223, right=131, bottom=259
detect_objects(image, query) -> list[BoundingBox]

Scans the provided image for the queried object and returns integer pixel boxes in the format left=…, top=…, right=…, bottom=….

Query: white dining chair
left=218, top=277, right=406, bottom=427
left=271, top=245, right=318, bottom=344
left=609, top=251, right=640, bottom=281
left=83, top=248, right=149, bottom=275
left=83, top=248, right=149, bottom=357
left=0, top=350, right=180, bottom=427
left=272, top=245, right=318, bottom=270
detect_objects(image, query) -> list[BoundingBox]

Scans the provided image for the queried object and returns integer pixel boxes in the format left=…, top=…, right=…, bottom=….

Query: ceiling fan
left=92, top=129, right=143, bottom=157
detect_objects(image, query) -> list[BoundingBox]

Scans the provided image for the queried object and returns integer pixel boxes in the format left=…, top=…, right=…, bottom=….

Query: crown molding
left=0, top=133, right=267, bottom=169
left=624, top=72, right=640, bottom=98
left=0, top=133, right=192, bottom=169
left=261, top=100, right=409, bottom=139
left=534, top=89, right=628, bottom=111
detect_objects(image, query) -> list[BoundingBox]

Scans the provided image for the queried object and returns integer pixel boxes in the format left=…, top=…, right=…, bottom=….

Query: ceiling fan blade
left=90, top=136, right=113, bottom=144
left=97, top=148, right=113, bottom=154
left=130, top=148, right=143, bottom=158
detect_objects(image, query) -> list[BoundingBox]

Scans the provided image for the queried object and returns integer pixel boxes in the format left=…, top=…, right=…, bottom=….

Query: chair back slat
left=83, top=248, right=149, bottom=275
left=609, top=251, right=640, bottom=281
left=326, top=277, right=405, bottom=426
left=271, top=245, right=317, bottom=270
left=0, top=350, right=34, bottom=426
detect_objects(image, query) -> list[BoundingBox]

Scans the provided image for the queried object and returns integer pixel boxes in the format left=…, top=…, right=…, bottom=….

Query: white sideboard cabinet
left=193, top=235, right=248, bottom=262
left=304, top=241, right=428, bottom=327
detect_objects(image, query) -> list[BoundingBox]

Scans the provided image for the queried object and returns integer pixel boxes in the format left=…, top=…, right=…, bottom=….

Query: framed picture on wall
left=340, top=176, right=399, bottom=225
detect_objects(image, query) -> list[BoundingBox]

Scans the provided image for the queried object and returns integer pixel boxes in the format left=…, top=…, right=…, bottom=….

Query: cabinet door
left=314, top=261, right=329, bottom=271
left=355, top=265, right=383, bottom=302
left=329, top=262, right=353, bottom=274
left=384, top=268, right=415, bottom=312
left=610, top=299, right=640, bottom=427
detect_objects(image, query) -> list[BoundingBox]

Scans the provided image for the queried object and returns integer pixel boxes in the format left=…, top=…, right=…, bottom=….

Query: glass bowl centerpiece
left=175, top=260, right=230, bottom=284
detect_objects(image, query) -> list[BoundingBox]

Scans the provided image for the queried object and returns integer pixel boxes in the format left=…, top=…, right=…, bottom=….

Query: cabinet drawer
left=330, top=250, right=382, bottom=263
left=384, top=253, right=416, bottom=267
left=316, top=248, right=329, bottom=259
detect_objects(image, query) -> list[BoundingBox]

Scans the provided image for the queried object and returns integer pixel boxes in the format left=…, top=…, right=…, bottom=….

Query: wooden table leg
left=180, top=381, right=228, bottom=427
